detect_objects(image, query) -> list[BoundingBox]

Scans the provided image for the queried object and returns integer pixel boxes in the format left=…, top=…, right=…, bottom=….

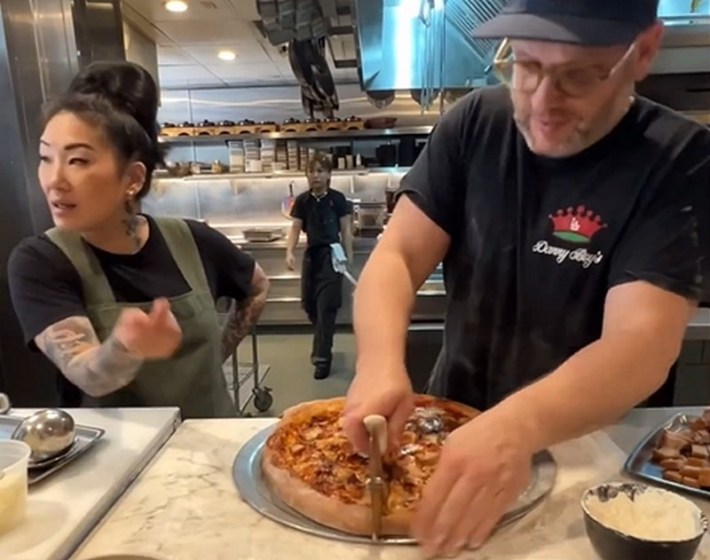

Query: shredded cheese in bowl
left=583, top=483, right=705, bottom=542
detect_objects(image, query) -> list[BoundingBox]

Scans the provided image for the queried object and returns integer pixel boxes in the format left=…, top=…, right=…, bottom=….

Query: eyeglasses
left=491, top=39, right=637, bottom=98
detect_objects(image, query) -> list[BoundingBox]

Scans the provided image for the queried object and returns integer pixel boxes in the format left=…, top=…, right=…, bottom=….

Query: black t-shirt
left=398, top=85, right=710, bottom=411
left=7, top=215, right=256, bottom=347
left=290, top=188, right=351, bottom=248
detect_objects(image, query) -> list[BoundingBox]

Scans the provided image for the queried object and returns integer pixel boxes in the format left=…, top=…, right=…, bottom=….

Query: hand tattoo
left=35, top=316, right=143, bottom=397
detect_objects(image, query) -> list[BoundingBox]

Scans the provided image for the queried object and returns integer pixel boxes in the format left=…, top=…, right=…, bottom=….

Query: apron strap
left=152, top=216, right=211, bottom=293
left=44, top=228, right=116, bottom=306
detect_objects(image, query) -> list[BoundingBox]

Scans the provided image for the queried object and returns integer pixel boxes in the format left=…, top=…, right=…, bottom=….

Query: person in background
left=285, top=154, right=353, bottom=379
left=8, top=61, right=269, bottom=418
left=343, top=0, right=710, bottom=556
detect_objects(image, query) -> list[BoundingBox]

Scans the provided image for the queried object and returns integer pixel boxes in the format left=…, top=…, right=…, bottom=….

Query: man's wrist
left=489, top=393, right=545, bottom=455
left=355, top=357, right=407, bottom=379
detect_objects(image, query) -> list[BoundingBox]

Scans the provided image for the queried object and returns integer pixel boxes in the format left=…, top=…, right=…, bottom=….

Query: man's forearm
left=496, top=333, right=679, bottom=453
left=35, top=317, right=143, bottom=397
left=221, top=292, right=268, bottom=362
left=353, top=250, right=416, bottom=373
left=286, top=225, right=299, bottom=255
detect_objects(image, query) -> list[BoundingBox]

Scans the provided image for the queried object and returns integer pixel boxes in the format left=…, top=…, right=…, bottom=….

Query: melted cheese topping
left=266, top=398, right=474, bottom=511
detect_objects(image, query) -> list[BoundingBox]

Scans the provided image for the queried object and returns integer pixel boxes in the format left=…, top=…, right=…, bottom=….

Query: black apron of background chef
left=299, top=191, right=343, bottom=367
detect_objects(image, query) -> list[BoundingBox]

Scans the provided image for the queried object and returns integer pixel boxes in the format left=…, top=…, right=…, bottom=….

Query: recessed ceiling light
left=218, top=50, right=236, bottom=61
left=164, top=0, right=188, bottom=13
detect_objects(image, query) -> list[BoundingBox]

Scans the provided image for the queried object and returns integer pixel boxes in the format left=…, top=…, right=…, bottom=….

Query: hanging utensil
left=364, top=414, right=388, bottom=542
left=281, top=181, right=296, bottom=219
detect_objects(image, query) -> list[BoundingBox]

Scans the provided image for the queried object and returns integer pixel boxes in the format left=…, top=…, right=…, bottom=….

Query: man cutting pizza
left=343, top=0, right=710, bottom=556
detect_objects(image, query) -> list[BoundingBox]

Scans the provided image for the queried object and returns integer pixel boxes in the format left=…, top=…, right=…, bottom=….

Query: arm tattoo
left=35, top=316, right=143, bottom=397
left=221, top=277, right=269, bottom=362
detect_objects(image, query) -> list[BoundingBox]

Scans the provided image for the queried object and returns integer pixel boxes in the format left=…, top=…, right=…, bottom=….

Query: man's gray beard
left=513, top=113, right=588, bottom=158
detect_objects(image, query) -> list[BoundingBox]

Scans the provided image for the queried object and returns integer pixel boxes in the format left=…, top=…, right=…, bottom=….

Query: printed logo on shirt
left=532, top=205, right=607, bottom=269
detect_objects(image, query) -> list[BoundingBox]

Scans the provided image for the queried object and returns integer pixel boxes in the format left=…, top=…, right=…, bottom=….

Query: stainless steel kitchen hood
left=352, top=0, right=501, bottom=92
left=352, top=0, right=710, bottom=93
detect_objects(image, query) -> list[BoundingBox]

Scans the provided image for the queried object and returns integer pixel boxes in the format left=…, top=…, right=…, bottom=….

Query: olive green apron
left=45, top=217, right=236, bottom=419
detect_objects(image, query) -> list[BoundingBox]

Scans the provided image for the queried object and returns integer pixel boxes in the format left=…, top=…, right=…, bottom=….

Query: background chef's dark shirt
left=290, top=188, right=351, bottom=249
left=397, top=85, right=710, bottom=411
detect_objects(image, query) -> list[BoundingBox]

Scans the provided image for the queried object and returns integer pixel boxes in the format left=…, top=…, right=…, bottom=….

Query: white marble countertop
left=0, top=407, right=180, bottom=560
left=70, top=407, right=710, bottom=560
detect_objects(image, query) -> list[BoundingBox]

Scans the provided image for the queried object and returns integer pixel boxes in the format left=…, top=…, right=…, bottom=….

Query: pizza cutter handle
left=364, top=414, right=388, bottom=456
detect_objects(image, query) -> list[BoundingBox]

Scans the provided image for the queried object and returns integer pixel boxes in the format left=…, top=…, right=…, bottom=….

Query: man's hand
left=411, top=409, right=533, bottom=557
left=113, top=298, right=182, bottom=360
left=342, top=366, right=415, bottom=454
left=285, top=252, right=296, bottom=271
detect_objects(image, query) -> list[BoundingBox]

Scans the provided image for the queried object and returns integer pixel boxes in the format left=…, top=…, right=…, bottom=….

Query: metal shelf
left=159, top=126, right=434, bottom=145
left=153, top=166, right=411, bottom=181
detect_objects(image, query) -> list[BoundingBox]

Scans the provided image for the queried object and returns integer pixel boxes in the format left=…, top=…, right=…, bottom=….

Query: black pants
left=301, top=246, right=342, bottom=367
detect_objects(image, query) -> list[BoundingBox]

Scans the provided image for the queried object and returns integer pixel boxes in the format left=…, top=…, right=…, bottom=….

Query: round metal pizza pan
left=233, top=424, right=557, bottom=545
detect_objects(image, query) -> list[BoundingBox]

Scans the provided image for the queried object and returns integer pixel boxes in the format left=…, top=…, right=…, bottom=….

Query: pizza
left=261, top=394, right=479, bottom=536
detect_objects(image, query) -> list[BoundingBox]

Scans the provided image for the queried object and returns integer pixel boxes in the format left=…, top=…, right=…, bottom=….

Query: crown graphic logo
left=549, top=205, right=606, bottom=244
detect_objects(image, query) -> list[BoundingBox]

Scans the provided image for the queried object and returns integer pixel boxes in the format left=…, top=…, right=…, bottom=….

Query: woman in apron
left=7, top=61, right=269, bottom=418
left=285, top=154, right=353, bottom=379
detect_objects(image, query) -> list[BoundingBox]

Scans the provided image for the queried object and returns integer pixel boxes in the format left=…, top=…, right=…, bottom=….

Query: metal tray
left=233, top=424, right=557, bottom=544
left=242, top=228, right=283, bottom=242
left=0, top=416, right=105, bottom=485
left=624, top=412, right=710, bottom=500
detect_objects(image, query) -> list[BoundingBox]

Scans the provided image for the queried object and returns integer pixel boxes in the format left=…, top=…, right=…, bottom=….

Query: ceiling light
left=164, top=1, right=188, bottom=13
left=218, top=50, right=236, bottom=61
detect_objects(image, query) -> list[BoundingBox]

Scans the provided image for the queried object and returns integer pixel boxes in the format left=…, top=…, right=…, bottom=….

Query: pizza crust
left=262, top=394, right=480, bottom=537
left=263, top=444, right=412, bottom=536
left=280, top=396, right=345, bottom=420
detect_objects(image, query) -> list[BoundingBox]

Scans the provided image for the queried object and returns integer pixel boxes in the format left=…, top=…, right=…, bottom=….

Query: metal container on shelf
left=353, top=201, right=387, bottom=236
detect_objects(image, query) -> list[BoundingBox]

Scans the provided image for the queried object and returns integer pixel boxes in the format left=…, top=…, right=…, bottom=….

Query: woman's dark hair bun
left=68, top=61, right=161, bottom=142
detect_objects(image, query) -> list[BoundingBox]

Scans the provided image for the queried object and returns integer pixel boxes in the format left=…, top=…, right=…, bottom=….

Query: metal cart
left=225, top=244, right=355, bottom=417
left=229, top=327, right=273, bottom=416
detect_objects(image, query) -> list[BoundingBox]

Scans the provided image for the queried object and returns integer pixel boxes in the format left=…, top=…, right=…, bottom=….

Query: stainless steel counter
left=1, top=408, right=180, bottom=560
left=687, top=308, right=710, bottom=340
left=235, top=231, right=710, bottom=335
left=239, top=236, right=444, bottom=326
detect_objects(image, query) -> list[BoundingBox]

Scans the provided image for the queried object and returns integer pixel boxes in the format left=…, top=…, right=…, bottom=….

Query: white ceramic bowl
left=581, top=482, right=707, bottom=560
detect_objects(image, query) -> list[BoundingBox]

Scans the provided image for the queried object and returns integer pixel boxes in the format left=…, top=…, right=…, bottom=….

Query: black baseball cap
left=473, top=0, right=659, bottom=46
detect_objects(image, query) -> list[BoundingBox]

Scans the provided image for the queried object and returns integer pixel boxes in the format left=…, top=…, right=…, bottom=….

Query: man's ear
left=634, top=21, right=664, bottom=82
